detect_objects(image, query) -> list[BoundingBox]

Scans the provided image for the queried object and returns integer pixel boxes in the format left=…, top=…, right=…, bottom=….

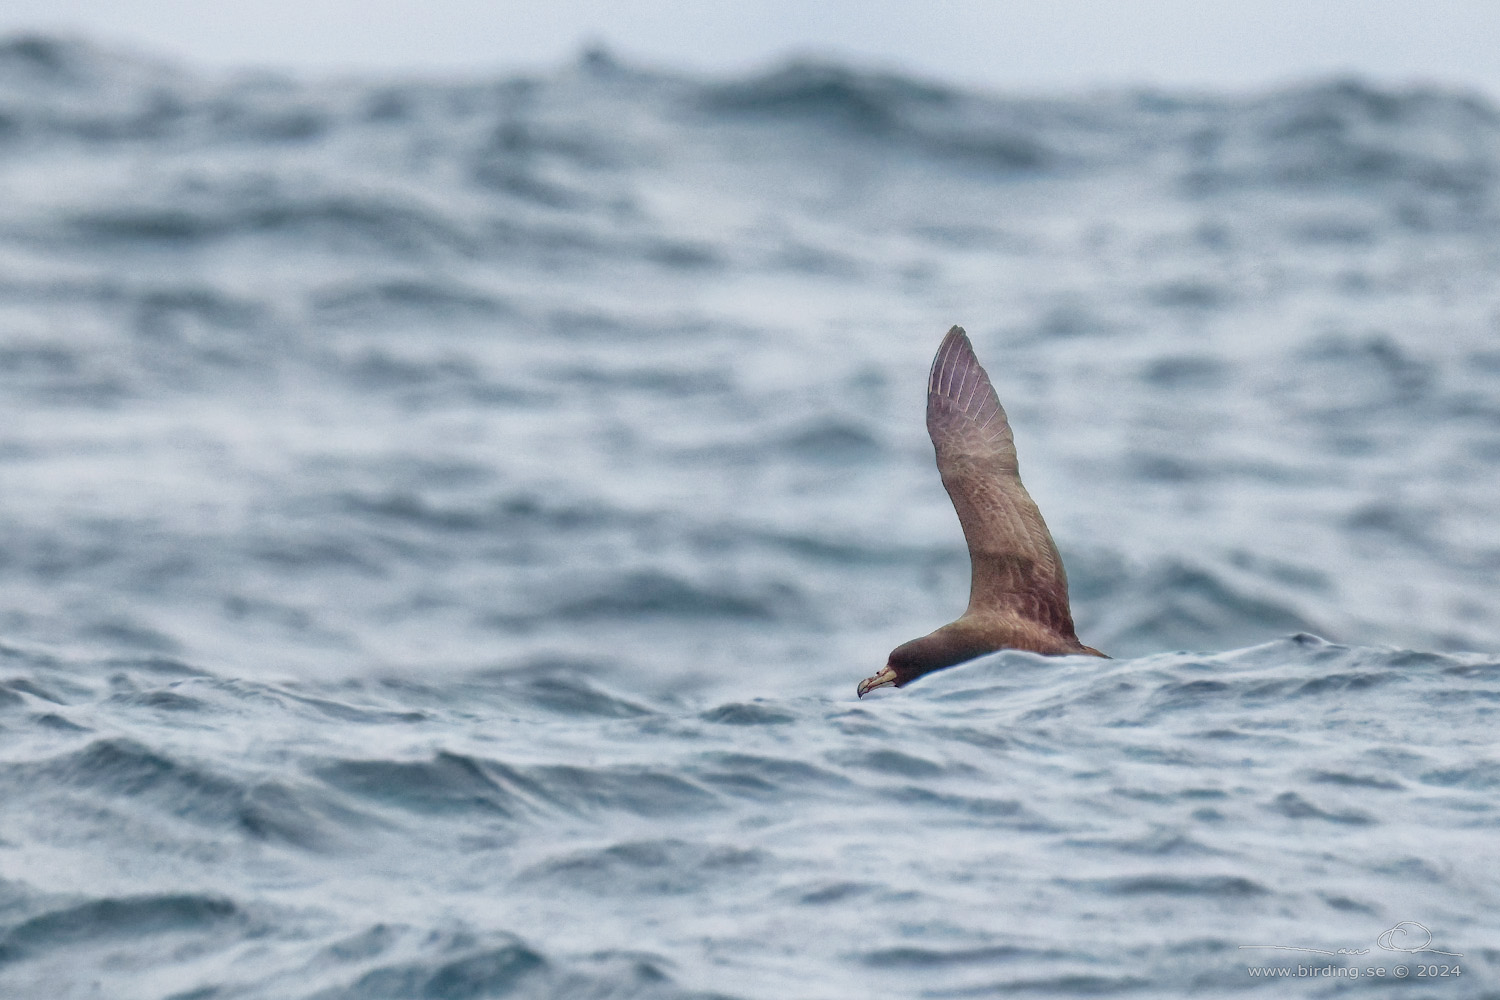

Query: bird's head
left=857, top=632, right=983, bottom=697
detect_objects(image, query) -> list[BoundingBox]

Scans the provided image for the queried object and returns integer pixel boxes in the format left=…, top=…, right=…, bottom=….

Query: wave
left=1185, top=79, right=1500, bottom=197
left=3, top=632, right=1499, bottom=994
left=62, top=187, right=483, bottom=257
left=517, top=838, right=766, bottom=896
left=4, top=35, right=1494, bottom=206
left=699, top=60, right=1053, bottom=171
left=0, top=893, right=240, bottom=965
left=7, top=736, right=360, bottom=849
left=299, top=927, right=711, bottom=1000
left=494, top=569, right=811, bottom=626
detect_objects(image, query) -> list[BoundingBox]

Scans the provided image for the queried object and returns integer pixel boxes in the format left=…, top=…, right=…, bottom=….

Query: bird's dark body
left=858, top=326, right=1105, bottom=696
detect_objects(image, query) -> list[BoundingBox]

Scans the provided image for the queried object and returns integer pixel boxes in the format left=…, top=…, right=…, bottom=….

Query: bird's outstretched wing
left=926, top=326, right=1077, bottom=637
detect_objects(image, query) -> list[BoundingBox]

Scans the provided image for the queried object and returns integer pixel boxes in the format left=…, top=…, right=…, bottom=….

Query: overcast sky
left=5, top=0, right=1498, bottom=99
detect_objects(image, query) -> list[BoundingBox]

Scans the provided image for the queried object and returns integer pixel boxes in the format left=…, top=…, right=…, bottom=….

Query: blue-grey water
left=2, top=35, right=1499, bottom=999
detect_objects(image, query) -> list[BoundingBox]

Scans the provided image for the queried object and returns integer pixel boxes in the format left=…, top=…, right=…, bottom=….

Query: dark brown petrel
left=857, top=326, right=1105, bottom=696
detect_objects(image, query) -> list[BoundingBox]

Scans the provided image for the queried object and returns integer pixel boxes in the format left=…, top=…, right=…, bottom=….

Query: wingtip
left=930, top=324, right=979, bottom=397
left=938, top=325, right=974, bottom=361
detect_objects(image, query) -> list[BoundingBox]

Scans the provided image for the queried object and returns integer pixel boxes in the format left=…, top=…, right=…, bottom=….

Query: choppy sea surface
left=2, top=35, right=1500, bottom=999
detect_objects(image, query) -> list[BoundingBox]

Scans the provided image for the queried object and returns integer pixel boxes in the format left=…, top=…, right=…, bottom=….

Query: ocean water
left=2, top=35, right=1499, bottom=999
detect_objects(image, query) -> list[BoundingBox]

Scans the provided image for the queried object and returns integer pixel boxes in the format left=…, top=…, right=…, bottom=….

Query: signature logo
left=1239, top=920, right=1462, bottom=958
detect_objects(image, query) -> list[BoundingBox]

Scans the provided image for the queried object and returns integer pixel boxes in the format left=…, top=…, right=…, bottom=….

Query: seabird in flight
left=857, top=326, right=1105, bottom=696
